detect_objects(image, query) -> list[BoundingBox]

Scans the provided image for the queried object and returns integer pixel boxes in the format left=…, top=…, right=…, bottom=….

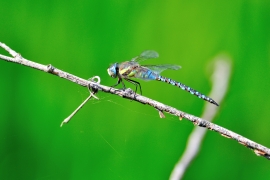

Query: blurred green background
left=0, top=0, right=270, bottom=179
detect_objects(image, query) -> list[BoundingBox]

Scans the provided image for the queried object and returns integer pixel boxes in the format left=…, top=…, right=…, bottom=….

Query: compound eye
left=107, top=64, right=118, bottom=78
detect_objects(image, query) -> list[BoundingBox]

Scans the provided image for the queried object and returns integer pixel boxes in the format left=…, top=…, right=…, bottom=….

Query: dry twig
left=170, top=55, right=231, bottom=180
left=0, top=42, right=269, bottom=161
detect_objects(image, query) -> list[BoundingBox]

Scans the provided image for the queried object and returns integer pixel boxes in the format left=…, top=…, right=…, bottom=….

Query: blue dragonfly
left=107, top=50, right=219, bottom=106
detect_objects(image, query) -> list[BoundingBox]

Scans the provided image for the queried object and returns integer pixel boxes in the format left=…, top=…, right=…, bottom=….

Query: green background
left=0, top=0, right=270, bottom=179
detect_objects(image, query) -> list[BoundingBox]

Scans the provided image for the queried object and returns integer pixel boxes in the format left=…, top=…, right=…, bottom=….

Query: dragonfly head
left=107, top=63, right=119, bottom=78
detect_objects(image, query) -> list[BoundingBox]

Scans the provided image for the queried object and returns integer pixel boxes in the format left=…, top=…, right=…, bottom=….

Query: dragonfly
left=107, top=50, right=219, bottom=106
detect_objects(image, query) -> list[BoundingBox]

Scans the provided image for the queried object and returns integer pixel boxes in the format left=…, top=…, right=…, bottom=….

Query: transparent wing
left=143, top=64, right=181, bottom=74
left=131, top=50, right=159, bottom=63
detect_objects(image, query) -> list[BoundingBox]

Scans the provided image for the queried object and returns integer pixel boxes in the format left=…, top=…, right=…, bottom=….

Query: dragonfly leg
left=111, top=78, right=126, bottom=89
left=125, top=79, right=142, bottom=95
left=110, top=78, right=128, bottom=97
left=120, top=79, right=126, bottom=89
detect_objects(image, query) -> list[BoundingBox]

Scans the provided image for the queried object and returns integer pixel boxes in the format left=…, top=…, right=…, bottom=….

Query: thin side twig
left=0, top=42, right=270, bottom=160
left=170, top=55, right=232, bottom=180
left=61, top=78, right=100, bottom=127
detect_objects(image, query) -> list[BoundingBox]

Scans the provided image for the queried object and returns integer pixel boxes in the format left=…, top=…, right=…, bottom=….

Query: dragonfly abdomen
left=156, top=75, right=219, bottom=106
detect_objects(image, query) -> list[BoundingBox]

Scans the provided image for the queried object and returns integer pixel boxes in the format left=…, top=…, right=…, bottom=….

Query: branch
left=0, top=42, right=270, bottom=161
left=170, top=55, right=232, bottom=180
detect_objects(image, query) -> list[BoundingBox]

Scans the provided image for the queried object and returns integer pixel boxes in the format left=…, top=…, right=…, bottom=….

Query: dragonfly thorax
left=107, top=63, right=119, bottom=78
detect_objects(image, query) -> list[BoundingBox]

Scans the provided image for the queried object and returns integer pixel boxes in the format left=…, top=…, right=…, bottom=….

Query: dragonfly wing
left=131, top=50, right=159, bottom=63
left=133, top=66, right=156, bottom=81
left=143, top=64, right=181, bottom=74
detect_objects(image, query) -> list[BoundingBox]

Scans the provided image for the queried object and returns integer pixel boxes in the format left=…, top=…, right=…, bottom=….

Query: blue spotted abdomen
left=156, top=75, right=219, bottom=106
